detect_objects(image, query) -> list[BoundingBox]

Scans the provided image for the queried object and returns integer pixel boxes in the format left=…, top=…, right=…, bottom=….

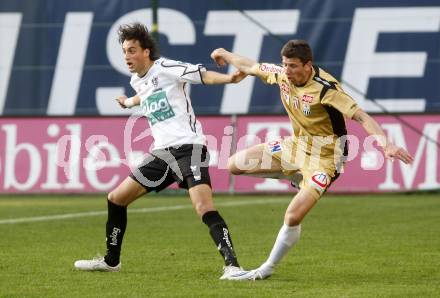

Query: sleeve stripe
left=312, top=66, right=338, bottom=101
left=198, top=66, right=205, bottom=85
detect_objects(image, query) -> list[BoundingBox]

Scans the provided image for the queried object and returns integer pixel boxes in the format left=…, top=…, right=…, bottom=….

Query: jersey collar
left=137, top=58, right=159, bottom=78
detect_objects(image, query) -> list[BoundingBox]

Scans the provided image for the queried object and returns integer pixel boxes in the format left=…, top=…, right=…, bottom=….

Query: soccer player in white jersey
left=74, top=22, right=247, bottom=280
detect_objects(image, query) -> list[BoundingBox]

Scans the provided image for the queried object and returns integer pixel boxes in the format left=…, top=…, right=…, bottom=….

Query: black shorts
left=129, top=144, right=211, bottom=193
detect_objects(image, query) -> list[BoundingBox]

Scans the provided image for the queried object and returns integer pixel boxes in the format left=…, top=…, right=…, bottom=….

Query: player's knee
left=107, top=190, right=126, bottom=206
left=192, top=198, right=214, bottom=216
left=284, top=213, right=302, bottom=226
left=194, top=203, right=211, bottom=216
left=227, top=156, right=243, bottom=175
left=107, top=191, right=117, bottom=203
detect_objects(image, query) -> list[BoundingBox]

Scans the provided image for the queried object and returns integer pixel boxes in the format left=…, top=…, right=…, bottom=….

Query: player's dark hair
left=281, top=40, right=313, bottom=64
left=118, top=22, right=159, bottom=60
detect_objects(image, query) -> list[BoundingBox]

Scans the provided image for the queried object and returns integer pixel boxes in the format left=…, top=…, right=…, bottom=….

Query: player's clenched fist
left=211, top=48, right=227, bottom=67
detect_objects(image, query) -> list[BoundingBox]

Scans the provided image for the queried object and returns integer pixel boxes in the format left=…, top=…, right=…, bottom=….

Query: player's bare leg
left=74, top=177, right=147, bottom=271
left=188, top=184, right=215, bottom=216
left=228, top=144, right=282, bottom=175
left=284, top=188, right=318, bottom=226
left=108, top=176, right=147, bottom=206
left=228, top=144, right=303, bottom=188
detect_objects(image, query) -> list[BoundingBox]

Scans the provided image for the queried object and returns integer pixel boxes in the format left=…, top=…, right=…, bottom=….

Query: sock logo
left=222, top=228, right=232, bottom=249
left=110, top=227, right=121, bottom=246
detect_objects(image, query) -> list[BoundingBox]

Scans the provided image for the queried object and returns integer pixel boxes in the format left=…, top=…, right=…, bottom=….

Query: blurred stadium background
left=0, top=0, right=439, bottom=297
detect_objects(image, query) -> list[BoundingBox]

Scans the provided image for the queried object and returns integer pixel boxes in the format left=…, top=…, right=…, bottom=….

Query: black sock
left=104, top=200, right=127, bottom=266
left=202, top=210, right=239, bottom=267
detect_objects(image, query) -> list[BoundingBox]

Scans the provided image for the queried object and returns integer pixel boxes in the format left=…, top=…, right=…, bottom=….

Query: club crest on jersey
left=151, top=76, right=159, bottom=88
left=259, top=63, right=284, bottom=74
left=267, top=140, right=283, bottom=153
left=309, top=171, right=329, bottom=194
left=302, top=104, right=311, bottom=116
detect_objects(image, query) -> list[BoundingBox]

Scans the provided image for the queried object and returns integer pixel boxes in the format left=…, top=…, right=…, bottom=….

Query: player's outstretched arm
left=352, top=109, right=414, bottom=164
left=210, top=48, right=258, bottom=76
left=201, top=70, right=247, bottom=85
left=115, top=94, right=141, bottom=109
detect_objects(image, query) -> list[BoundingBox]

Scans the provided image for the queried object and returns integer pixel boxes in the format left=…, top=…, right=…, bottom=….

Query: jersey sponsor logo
left=267, top=139, right=283, bottom=153
left=309, top=171, right=329, bottom=194
left=142, top=90, right=175, bottom=125
left=301, top=94, right=314, bottom=103
left=259, top=63, right=284, bottom=74
left=280, top=82, right=290, bottom=103
left=280, top=82, right=290, bottom=94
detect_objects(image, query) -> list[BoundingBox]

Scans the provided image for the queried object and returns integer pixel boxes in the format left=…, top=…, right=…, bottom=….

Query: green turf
left=0, top=193, right=439, bottom=297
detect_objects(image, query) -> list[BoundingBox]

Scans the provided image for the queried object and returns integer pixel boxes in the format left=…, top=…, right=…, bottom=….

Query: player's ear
left=304, top=60, right=313, bottom=71
left=144, top=48, right=150, bottom=58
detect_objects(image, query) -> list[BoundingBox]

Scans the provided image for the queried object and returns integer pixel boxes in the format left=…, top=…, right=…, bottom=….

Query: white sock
left=260, top=224, right=301, bottom=273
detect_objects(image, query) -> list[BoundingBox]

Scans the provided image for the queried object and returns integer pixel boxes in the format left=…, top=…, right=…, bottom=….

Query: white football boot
left=219, top=265, right=249, bottom=280
left=74, top=257, right=121, bottom=272
left=230, top=265, right=273, bottom=280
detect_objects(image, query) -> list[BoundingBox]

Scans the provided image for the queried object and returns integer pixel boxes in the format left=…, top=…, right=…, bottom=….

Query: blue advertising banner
left=1, top=0, right=439, bottom=116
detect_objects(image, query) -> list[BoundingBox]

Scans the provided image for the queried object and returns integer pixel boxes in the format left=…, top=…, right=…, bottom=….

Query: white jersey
left=130, top=57, right=206, bottom=149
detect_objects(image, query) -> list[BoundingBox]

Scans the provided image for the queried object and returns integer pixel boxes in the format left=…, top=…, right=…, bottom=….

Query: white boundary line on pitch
left=0, top=198, right=291, bottom=225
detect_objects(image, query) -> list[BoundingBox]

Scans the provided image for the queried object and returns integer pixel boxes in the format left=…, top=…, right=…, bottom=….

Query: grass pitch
left=0, top=193, right=439, bottom=297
